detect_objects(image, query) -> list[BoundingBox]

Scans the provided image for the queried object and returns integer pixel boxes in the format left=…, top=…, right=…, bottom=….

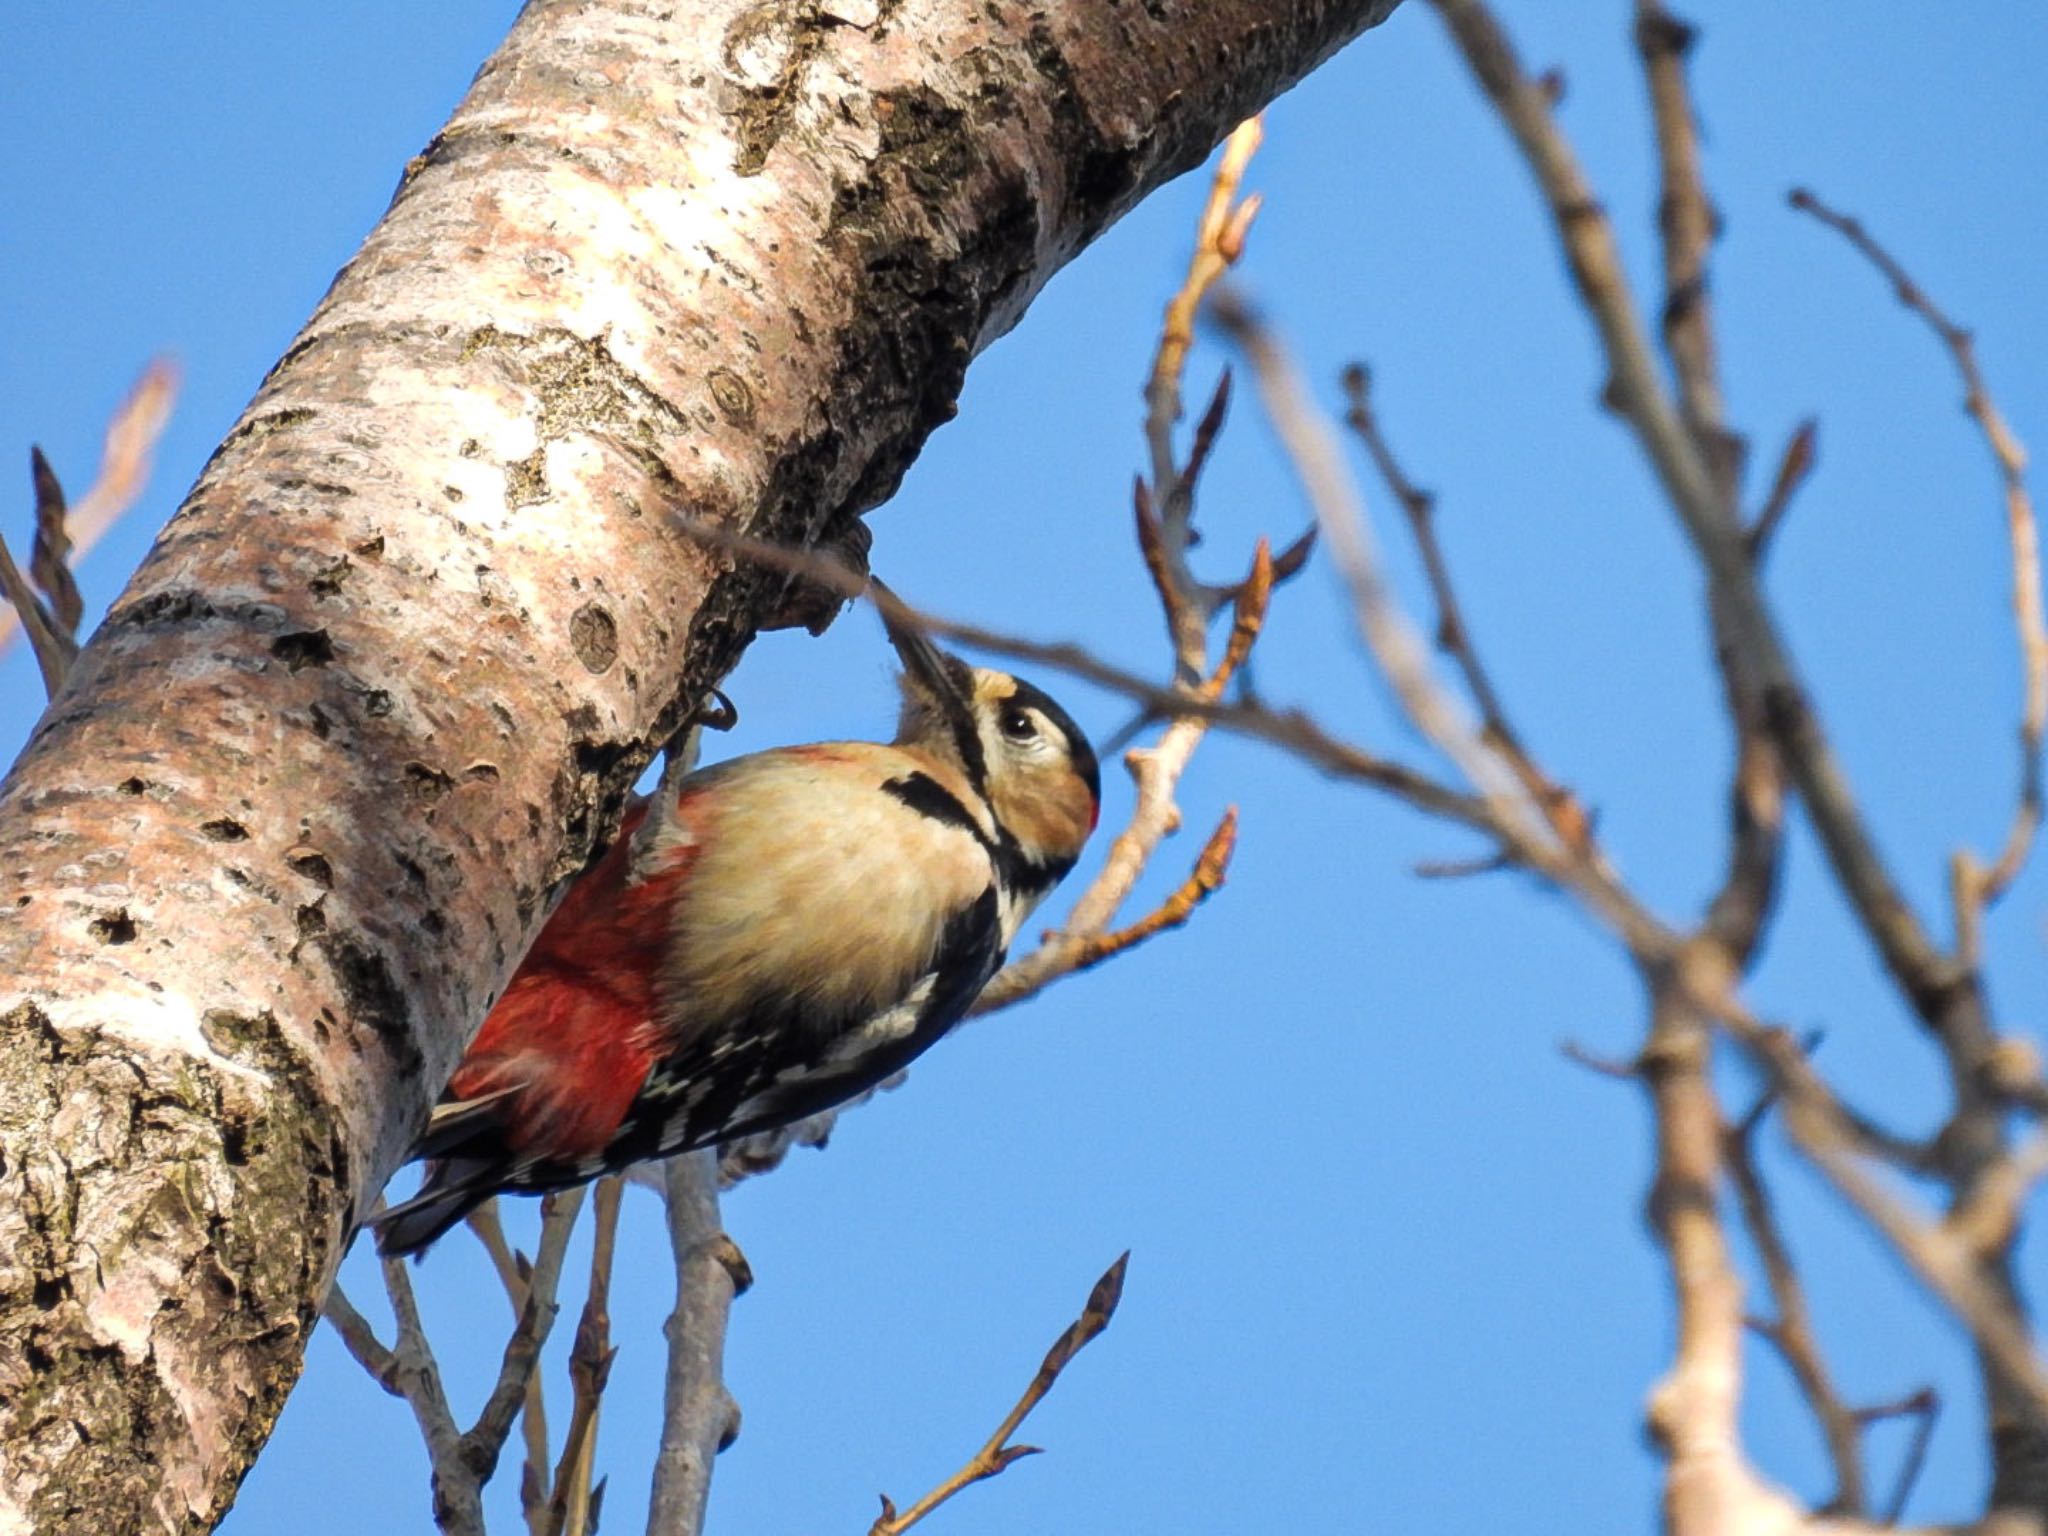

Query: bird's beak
left=872, top=579, right=973, bottom=716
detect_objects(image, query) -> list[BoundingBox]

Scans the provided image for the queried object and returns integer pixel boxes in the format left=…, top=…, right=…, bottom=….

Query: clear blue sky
left=6, top=4, right=2047, bottom=1531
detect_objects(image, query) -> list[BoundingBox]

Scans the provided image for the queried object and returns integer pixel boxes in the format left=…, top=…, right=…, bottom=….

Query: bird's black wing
left=603, top=883, right=1006, bottom=1170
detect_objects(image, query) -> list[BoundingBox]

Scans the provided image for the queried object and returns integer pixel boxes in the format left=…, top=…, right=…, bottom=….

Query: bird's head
left=880, top=593, right=1100, bottom=887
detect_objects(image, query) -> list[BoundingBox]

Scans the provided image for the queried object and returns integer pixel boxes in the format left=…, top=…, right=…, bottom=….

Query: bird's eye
left=999, top=705, right=1038, bottom=742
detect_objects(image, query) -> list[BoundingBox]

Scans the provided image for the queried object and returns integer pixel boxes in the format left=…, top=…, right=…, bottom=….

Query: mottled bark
left=0, top=0, right=1403, bottom=1530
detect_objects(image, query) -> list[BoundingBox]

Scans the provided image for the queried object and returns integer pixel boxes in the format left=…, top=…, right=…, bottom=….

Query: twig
left=462, top=1188, right=587, bottom=1500
left=646, top=1151, right=750, bottom=1536
left=1214, top=292, right=1671, bottom=957
left=377, top=1242, right=477, bottom=1535
left=974, top=541, right=1270, bottom=1015
left=0, top=530, right=71, bottom=699
left=1144, top=118, right=1265, bottom=671
left=466, top=1201, right=554, bottom=1534
left=676, top=515, right=1490, bottom=832
left=1725, top=1098, right=1868, bottom=1514
left=1636, top=975, right=1810, bottom=1531
left=1560, top=1039, right=1641, bottom=1081
left=1789, top=186, right=2046, bottom=915
left=1747, top=419, right=1818, bottom=560
left=1339, top=361, right=1598, bottom=861
left=868, top=1254, right=1128, bottom=1536
left=1858, top=1387, right=1940, bottom=1525
left=1675, top=955, right=2048, bottom=1426
left=983, top=808, right=1236, bottom=1007
left=0, top=358, right=178, bottom=659
left=327, top=1189, right=584, bottom=1535
left=324, top=1282, right=402, bottom=1389
left=544, top=1178, right=623, bottom=1536
left=1633, top=1, right=1739, bottom=492
left=1430, top=0, right=1971, bottom=1031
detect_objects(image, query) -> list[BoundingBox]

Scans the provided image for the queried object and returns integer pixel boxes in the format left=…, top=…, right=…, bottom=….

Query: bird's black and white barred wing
left=605, top=882, right=1005, bottom=1167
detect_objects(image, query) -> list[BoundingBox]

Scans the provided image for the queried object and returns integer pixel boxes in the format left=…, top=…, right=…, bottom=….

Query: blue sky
left=6, top=4, right=2046, bottom=1531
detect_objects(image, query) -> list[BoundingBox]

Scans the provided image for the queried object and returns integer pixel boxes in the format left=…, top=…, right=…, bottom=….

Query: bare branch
left=868, top=1254, right=1128, bottom=1536
left=981, top=808, right=1237, bottom=1013
left=1633, top=1, right=1740, bottom=491
left=1725, top=1102, right=1868, bottom=1514
left=1860, top=1388, right=1940, bottom=1526
left=322, top=1282, right=402, bottom=1391
left=465, top=1201, right=554, bottom=1530
left=462, top=1189, right=588, bottom=1498
left=647, top=1151, right=749, bottom=1536
left=1635, top=978, right=1810, bottom=1531
left=1214, top=292, right=1671, bottom=957
left=27, top=448, right=80, bottom=636
left=544, top=1178, right=623, bottom=1536
left=1790, top=186, right=2046, bottom=916
left=1678, top=959, right=2048, bottom=1428
left=1429, top=0, right=1970, bottom=1030
left=1339, top=361, right=1600, bottom=862
left=0, top=527, right=72, bottom=699
left=1, top=358, right=178, bottom=660
left=1144, top=119, right=1265, bottom=669
left=377, top=1243, right=475, bottom=1535
left=1748, top=419, right=1819, bottom=560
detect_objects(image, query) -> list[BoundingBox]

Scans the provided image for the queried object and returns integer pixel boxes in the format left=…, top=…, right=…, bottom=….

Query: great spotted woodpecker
left=372, top=612, right=1099, bottom=1255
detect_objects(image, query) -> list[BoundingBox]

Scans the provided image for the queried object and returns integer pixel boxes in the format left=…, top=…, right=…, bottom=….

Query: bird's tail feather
left=368, top=1159, right=497, bottom=1258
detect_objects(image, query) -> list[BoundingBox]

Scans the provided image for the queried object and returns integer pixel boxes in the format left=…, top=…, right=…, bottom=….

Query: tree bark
left=0, top=0, right=1402, bottom=1529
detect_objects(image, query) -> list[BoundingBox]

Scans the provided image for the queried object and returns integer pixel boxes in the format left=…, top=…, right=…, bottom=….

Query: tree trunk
left=0, top=0, right=1402, bottom=1529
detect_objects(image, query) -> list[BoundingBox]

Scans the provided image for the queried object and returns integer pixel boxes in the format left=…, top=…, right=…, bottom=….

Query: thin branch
left=1747, top=419, right=1819, bottom=560
left=1340, top=361, right=1599, bottom=861
left=544, top=1178, right=623, bottom=1536
left=646, top=1151, right=749, bottom=1536
left=1789, top=186, right=2046, bottom=915
left=1634, top=975, right=1811, bottom=1532
left=1213, top=292, right=1671, bottom=957
left=980, top=808, right=1237, bottom=1012
left=1634, top=1, right=1739, bottom=491
left=378, top=1242, right=477, bottom=1536
left=1430, top=0, right=1969, bottom=1031
left=1144, top=118, right=1265, bottom=672
left=0, top=529, right=71, bottom=699
left=1, top=358, right=178, bottom=659
left=462, top=1188, right=588, bottom=1493
left=868, top=1254, right=1128, bottom=1536
left=1725, top=1101, right=1868, bottom=1514
left=678, top=514, right=1490, bottom=831
left=323, top=1282, right=402, bottom=1390
left=465, top=1200, right=554, bottom=1532
left=1677, top=957, right=2048, bottom=1427
left=1859, top=1388, right=1940, bottom=1526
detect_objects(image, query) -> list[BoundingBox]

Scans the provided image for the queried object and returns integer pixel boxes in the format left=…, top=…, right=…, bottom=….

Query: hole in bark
left=403, top=762, right=455, bottom=802
left=272, top=629, right=336, bottom=671
left=89, top=910, right=138, bottom=945
left=570, top=602, right=619, bottom=674
left=200, top=817, right=249, bottom=843
left=309, top=556, right=353, bottom=598
left=117, top=777, right=148, bottom=796
left=286, top=848, right=334, bottom=887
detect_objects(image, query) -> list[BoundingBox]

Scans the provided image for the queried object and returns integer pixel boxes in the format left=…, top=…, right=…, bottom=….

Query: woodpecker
left=371, top=611, right=1099, bottom=1256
